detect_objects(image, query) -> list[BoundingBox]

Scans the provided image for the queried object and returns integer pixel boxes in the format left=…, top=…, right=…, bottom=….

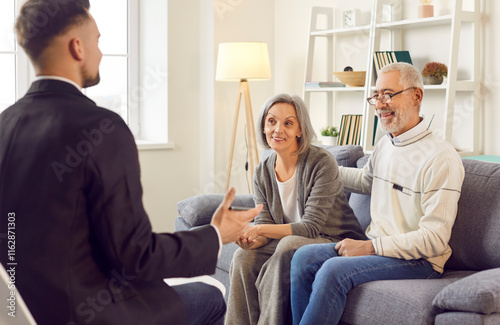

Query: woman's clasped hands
left=235, top=225, right=268, bottom=250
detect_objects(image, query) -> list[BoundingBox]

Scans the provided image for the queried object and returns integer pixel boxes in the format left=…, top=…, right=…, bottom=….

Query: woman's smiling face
left=264, top=103, right=302, bottom=155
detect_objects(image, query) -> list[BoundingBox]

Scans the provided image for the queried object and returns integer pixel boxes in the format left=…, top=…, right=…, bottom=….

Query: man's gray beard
left=379, top=107, right=411, bottom=135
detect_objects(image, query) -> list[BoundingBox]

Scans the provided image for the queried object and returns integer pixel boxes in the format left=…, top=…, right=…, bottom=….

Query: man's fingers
left=240, top=204, right=263, bottom=222
left=221, top=187, right=236, bottom=209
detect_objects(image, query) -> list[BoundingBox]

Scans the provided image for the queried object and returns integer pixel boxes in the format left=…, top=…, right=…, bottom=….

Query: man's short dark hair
left=15, top=0, right=91, bottom=61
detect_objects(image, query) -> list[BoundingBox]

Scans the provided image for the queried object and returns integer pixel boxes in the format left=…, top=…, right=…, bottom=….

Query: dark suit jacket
left=0, top=80, right=219, bottom=325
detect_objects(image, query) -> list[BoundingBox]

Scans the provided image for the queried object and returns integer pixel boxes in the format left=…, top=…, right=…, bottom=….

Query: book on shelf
left=338, top=114, right=362, bottom=146
left=338, top=115, right=350, bottom=146
left=305, top=81, right=345, bottom=88
left=373, top=50, right=413, bottom=78
left=372, top=115, right=379, bottom=146
left=340, top=115, right=352, bottom=146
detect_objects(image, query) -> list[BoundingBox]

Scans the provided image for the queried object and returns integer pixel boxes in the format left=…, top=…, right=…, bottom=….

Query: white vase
left=321, top=136, right=338, bottom=146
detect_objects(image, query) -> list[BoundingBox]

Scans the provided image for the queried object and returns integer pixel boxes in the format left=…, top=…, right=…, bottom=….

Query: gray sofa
left=175, top=145, right=500, bottom=324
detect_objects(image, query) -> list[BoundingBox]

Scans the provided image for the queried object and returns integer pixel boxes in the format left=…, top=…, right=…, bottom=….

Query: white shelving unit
left=303, top=0, right=481, bottom=155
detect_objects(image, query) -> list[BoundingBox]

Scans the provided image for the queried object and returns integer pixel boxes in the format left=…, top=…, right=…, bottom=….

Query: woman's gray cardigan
left=253, top=145, right=366, bottom=242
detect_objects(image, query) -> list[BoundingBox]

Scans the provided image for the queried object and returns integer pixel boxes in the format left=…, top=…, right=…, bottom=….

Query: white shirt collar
left=34, top=76, right=83, bottom=92
left=388, top=117, right=430, bottom=146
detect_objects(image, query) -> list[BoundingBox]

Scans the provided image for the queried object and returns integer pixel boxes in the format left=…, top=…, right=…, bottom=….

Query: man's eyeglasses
left=366, top=87, right=417, bottom=106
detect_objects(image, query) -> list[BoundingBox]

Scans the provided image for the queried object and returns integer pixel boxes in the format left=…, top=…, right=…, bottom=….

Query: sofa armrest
left=177, top=194, right=255, bottom=227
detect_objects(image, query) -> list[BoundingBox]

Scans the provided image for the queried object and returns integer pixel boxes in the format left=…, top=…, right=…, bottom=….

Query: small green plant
left=321, top=126, right=339, bottom=137
left=422, top=62, right=448, bottom=78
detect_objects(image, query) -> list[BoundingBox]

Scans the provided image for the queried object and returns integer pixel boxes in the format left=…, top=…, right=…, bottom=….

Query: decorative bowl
left=333, top=71, right=366, bottom=87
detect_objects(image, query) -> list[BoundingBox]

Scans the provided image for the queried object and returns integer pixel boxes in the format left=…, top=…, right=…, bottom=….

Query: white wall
left=481, top=0, right=500, bottom=154
left=139, top=0, right=203, bottom=232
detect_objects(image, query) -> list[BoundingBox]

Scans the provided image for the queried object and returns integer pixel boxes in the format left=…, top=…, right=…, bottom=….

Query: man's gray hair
left=379, top=62, right=424, bottom=91
left=256, top=93, right=316, bottom=155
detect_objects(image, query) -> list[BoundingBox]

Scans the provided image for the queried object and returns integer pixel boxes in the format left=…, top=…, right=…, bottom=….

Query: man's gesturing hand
left=211, top=187, right=263, bottom=244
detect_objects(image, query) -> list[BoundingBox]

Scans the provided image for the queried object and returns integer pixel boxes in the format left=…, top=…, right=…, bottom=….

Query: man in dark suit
left=0, top=1, right=262, bottom=324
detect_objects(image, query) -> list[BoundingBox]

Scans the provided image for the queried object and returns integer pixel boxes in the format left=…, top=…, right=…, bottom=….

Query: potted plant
left=422, top=62, right=448, bottom=85
left=320, top=126, right=339, bottom=146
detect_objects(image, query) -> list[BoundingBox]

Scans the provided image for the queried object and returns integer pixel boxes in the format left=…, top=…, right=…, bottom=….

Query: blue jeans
left=172, top=282, right=226, bottom=325
left=290, top=243, right=441, bottom=325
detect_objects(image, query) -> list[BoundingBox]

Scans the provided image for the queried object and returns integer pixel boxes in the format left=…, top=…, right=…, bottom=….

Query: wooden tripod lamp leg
left=225, top=83, right=243, bottom=192
left=241, top=81, right=259, bottom=193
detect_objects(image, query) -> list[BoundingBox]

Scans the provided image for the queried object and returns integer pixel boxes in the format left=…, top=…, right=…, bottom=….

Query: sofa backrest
left=261, top=145, right=364, bottom=168
left=321, top=145, right=365, bottom=168
left=347, top=155, right=372, bottom=231
left=319, top=145, right=365, bottom=201
left=446, top=159, right=500, bottom=270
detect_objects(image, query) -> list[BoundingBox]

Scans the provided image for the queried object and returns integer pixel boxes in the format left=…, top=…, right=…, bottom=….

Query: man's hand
left=210, top=188, right=263, bottom=244
left=335, top=239, right=376, bottom=257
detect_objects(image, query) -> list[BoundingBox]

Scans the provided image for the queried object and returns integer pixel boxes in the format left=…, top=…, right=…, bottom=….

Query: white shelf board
left=423, top=81, right=475, bottom=91
left=423, top=84, right=447, bottom=90
left=377, top=15, right=453, bottom=29
left=305, top=86, right=365, bottom=92
left=366, top=81, right=475, bottom=92
left=367, top=85, right=448, bottom=90
left=310, top=25, right=370, bottom=37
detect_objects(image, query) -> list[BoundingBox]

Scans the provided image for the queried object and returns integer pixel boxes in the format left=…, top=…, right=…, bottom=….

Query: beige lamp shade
left=215, top=42, right=272, bottom=81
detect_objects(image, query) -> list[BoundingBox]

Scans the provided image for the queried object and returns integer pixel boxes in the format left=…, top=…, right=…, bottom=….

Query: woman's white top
left=275, top=169, right=301, bottom=224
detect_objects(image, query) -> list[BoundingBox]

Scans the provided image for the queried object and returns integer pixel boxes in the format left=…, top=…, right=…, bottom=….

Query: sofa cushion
left=432, top=268, right=500, bottom=314
left=446, top=160, right=500, bottom=270
left=341, top=277, right=463, bottom=325
left=177, top=194, right=255, bottom=227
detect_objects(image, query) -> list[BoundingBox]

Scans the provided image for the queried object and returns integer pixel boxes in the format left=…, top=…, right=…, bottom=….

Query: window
left=0, top=0, right=169, bottom=146
left=0, top=0, right=24, bottom=110
left=86, top=0, right=139, bottom=135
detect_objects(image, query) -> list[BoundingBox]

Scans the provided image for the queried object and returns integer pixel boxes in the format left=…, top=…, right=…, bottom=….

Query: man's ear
left=414, top=87, right=424, bottom=105
left=69, top=37, right=84, bottom=61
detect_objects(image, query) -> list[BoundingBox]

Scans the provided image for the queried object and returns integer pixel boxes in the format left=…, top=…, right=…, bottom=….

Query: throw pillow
left=177, top=194, right=255, bottom=227
left=433, top=268, right=500, bottom=314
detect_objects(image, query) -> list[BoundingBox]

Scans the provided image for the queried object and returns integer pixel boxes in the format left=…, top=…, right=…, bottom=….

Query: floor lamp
left=215, top=42, right=272, bottom=193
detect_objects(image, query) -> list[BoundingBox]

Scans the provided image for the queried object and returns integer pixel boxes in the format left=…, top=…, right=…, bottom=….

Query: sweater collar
left=266, top=147, right=310, bottom=180
left=387, top=117, right=432, bottom=147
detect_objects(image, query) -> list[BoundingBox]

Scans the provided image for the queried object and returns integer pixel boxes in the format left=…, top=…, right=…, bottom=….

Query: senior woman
left=224, top=93, right=366, bottom=325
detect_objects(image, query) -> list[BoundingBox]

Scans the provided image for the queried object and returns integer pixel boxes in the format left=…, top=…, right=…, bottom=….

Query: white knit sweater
left=340, top=120, right=464, bottom=272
